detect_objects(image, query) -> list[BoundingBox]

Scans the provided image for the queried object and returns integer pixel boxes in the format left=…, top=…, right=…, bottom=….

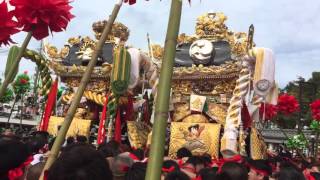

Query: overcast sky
left=1, top=0, right=320, bottom=87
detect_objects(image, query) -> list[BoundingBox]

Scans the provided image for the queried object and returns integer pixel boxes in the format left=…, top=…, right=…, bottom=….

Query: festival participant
left=76, top=135, right=88, bottom=143
left=220, top=162, right=248, bottom=180
left=24, top=162, right=45, bottom=180
left=176, top=147, right=192, bottom=159
left=162, top=160, right=181, bottom=179
left=165, top=171, right=190, bottom=180
left=125, top=162, right=147, bottom=180
left=247, top=159, right=272, bottom=180
left=66, top=136, right=75, bottom=146
left=26, top=136, right=47, bottom=155
left=186, top=156, right=206, bottom=174
left=277, top=166, right=305, bottom=180
left=304, top=163, right=320, bottom=180
left=112, top=152, right=134, bottom=180
left=130, top=148, right=145, bottom=161
left=0, top=138, right=32, bottom=180
left=47, top=144, right=112, bottom=180
left=198, top=167, right=218, bottom=179
left=311, top=172, right=320, bottom=180
left=99, top=140, right=121, bottom=157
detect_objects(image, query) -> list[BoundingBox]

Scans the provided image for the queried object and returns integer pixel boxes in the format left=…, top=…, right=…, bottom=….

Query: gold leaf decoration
left=169, top=122, right=221, bottom=159
left=127, top=121, right=152, bottom=149
left=47, top=116, right=91, bottom=138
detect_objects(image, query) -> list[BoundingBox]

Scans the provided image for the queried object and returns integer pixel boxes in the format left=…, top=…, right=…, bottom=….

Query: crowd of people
left=1, top=130, right=320, bottom=180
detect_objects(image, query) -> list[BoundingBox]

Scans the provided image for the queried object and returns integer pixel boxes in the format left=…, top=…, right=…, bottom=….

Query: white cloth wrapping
left=253, top=48, right=275, bottom=97
left=127, top=48, right=140, bottom=89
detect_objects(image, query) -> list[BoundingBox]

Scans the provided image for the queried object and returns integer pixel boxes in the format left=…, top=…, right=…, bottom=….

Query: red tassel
left=125, top=96, right=134, bottom=121
left=241, top=100, right=252, bottom=129
left=39, top=78, right=58, bottom=131
left=97, top=95, right=108, bottom=145
left=114, top=109, right=122, bottom=143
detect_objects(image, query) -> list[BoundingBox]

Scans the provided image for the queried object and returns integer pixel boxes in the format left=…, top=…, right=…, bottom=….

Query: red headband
left=248, top=164, right=269, bottom=177
left=216, top=155, right=243, bottom=173
left=162, top=166, right=175, bottom=173
left=129, top=153, right=140, bottom=161
left=177, top=159, right=184, bottom=167
left=182, top=165, right=196, bottom=174
left=8, top=155, right=33, bottom=180
left=120, top=165, right=130, bottom=172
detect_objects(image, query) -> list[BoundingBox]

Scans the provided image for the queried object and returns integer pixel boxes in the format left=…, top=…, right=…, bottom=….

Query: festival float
left=1, top=11, right=277, bottom=160
left=147, top=12, right=277, bottom=160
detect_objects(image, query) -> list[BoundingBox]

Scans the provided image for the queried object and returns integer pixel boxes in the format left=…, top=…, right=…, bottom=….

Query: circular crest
left=256, top=79, right=271, bottom=92
left=189, top=39, right=215, bottom=65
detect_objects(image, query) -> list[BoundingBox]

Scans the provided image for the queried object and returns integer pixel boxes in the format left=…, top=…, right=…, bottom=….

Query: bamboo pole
left=0, top=32, right=33, bottom=98
left=145, top=0, right=182, bottom=179
left=19, top=94, right=23, bottom=130
left=40, top=1, right=123, bottom=178
left=6, top=96, right=18, bottom=128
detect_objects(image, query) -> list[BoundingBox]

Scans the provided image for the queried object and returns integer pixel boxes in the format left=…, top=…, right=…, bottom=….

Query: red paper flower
left=260, top=103, right=278, bottom=120
left=10, top=0, right=75, bottom=40
left=277, top=94, right=299, bottom=115
left=20, top=78, right=28, bottom=84
left=310, top=100, right=320, bottom=121
left=0, top=1, right=20, bottom=46
left=124, top=0, right=137, bottom=5
left=124, top=0, right=190, bottom=5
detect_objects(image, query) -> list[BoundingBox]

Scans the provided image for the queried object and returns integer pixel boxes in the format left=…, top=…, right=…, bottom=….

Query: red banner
left=97, top=95, right=109, bottom=144
left=39, top=78, right=58, bottom=131
left=114, top=108, right=122, bottom=143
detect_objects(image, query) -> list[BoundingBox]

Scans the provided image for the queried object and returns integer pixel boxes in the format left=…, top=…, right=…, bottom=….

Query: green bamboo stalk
left=145, top=0, right=182, bottom=180
left=6, top=95, right=18, bottom=128
left=40, top=1, right=123, bottom=178
left=0, top=31, right=33, bottom=98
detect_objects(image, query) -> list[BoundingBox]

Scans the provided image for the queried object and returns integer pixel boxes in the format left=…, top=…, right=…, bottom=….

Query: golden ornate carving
left=76, top=36, right=96, bottom=60
left=172, top=81, right=193, bottom=95
left=211, top=80, right=236, bottom=95
left=173, top=61, right=241, bottom=76
left=92, top=21, right=130, bottom=42
left=151, top=44, right=164, bottom=60
left=47, top=116, right=91, bottom=137
left=62, top=90, right=107, bottom=106
left=189, top=12, right=253, bottom=59
left=228, top=32, right=249, bottom=59
left=182, top=114, right=209, bottom=123
left=250, top=128, right=267, bottom=160
left=177, top=33, right=197, bottom=44
left=173, top=103, right=191, bottom=122
left=195, top=12, right=228, bottom=40
left=127, top=121, right=152, bottom=149
left=169, top=122, right=221, bottom=159
left=68, top=36, right=81, bottom=45
left=206, top=103, right=227, bottom=125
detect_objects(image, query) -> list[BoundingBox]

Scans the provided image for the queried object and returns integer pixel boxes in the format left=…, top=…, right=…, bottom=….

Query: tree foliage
left=0, top=79, right=14, bottom=103
left=279, top=72, right=320, bottom=128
